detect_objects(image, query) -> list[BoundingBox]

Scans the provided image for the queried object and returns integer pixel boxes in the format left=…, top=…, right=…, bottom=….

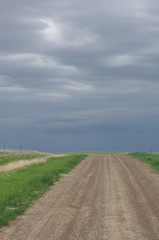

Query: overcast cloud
left=0, top=0, right=159, bottom=152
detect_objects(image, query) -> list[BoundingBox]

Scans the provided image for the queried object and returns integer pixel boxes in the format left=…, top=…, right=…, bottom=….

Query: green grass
left=0, top=154, right=86, bottom=228
left=0, top=151, right=48, bottom=166
left=128, top=152, right=159, bottom=172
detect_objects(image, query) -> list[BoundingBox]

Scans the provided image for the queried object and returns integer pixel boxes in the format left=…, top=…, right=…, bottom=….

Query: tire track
left=116, top=155, right=159, bottom=239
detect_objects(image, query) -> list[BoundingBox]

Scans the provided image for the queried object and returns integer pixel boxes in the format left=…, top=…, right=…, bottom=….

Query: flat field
left=0, top=154, right=159, bottom=240
left=0, top=154, right=86, bottom=228
left=1, top=153, right=159, bottom=240
left=0, top=151, right=48, bottom=166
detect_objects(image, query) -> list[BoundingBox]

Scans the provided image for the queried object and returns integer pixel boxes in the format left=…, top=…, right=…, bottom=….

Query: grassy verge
left=0, top=154, right=86, bottom=228
left=0, top=151, right=48, bottom=166
left=128, top=152, right=159, bottom=172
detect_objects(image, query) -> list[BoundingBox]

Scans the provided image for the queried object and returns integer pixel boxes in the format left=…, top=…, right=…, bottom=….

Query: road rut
left=1, top=155, right=159, bottom=240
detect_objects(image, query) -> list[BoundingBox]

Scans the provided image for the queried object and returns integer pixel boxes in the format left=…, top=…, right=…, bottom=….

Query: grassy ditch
left=128, top=152, right=159, bottom=172
left=0, top=154, right=86, bottom=228
left=0, top=151, right=48, bottom=166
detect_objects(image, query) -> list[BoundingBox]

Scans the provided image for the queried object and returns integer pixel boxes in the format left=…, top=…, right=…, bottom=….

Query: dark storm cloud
left=0, top=0, right=159, bottom=151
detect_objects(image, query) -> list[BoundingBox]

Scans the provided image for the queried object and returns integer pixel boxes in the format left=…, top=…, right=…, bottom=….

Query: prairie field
left=0, top=151, right=48, bottom=166
left=1, top=153, right=159, bottom=240
left=0, top=153, right=86, bottom=227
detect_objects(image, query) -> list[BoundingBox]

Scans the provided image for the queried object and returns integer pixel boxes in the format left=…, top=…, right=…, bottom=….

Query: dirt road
left=1, top=155, right=159, bottom=240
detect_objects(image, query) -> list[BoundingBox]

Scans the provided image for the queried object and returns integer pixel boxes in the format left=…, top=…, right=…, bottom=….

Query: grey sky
left=0, top=0, right=159, bottom=152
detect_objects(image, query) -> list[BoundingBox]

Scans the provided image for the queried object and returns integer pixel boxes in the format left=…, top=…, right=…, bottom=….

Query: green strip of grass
left=0, top=154, right=86, bottom=228
left=0, top=152, right=48, bottom=166
left=128, top=152, right=159, bottom=172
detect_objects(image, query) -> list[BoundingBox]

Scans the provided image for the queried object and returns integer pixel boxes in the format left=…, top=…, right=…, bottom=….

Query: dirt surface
left=0, top=155, right=66, bottom=172
left=1, top=155, right=159, bottom=240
